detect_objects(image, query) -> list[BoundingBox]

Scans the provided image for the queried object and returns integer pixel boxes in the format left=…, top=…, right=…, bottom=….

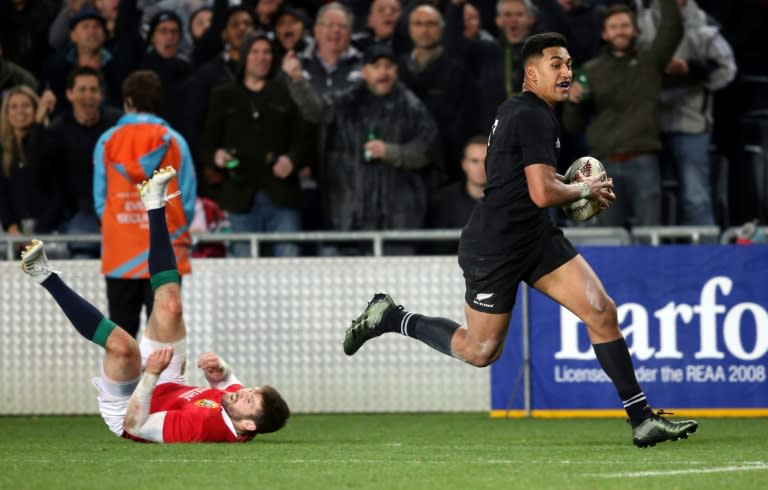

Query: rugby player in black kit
left=344, top=33, right=697, bottom=447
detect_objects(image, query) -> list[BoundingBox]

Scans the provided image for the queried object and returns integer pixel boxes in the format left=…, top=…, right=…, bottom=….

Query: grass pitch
left=1, top=414, right=766, bottom=490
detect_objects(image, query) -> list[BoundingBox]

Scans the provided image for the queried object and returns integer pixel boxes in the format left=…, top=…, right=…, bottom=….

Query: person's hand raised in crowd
left=272, top=155, right=294, bottom=179
left=665, top=56, right=689, bottom=76
left=282, top=50, right=303, bottom=82
left=67, top=0, right=91, bottom=14
left=364, top=139, right=387, bottom=160
left=567, top=80, right=586, bottom=104
left=36, top=90, right=56, bottom=124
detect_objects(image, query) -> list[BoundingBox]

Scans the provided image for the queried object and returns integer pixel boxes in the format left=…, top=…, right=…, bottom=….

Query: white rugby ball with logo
left=562, top=156, right=607, bottom=222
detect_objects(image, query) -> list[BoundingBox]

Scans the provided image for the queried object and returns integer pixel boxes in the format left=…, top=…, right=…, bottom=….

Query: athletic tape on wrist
left=579, top=182, right=591, bottom=199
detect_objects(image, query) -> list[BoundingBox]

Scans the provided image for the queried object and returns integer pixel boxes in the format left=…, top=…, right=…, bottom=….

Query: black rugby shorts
left=458, top=227, right=577, bottom=314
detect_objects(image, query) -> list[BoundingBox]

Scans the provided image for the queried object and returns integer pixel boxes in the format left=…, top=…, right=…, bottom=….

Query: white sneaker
left=20, top=239, right=57, bottom=283
left=137, top=166, right=179, bottom=210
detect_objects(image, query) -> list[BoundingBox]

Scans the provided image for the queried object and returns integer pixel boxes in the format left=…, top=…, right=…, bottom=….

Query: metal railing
left=3, top=225, right=764, bottom=260
left=631, top=226, right=721, bottom=245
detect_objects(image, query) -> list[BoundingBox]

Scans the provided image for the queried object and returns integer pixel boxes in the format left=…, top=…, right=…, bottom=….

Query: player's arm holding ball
left=573, top=169, right=615, bottom=210
left=525, top=164, right=614, bottom=209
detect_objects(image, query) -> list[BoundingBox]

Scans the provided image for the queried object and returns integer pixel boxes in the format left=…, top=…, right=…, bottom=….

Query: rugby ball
left=562, top=156, right=606, bottom=222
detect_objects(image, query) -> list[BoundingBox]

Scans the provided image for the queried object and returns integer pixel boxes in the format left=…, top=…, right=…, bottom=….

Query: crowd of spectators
left=1, top=0, right=767, bottom=258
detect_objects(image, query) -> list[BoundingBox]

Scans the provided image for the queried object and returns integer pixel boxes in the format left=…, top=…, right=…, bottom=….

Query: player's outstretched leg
left=137, top=166, right=185, bottom=344
left=137, top=165, right=179, bottom=289
left=343, top=293, right=460, bottom=357
left=21, top=239, right=117, bottom=347
left=631, top=410, right=698, bottom=448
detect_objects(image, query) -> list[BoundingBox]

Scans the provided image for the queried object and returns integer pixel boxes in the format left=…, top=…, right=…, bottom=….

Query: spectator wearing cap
left=39, top=6, right=122, bottom=117
left=48, top=1, right=119, bottom=53
left=200, top=32, right=315, bottom=257
left=398, top=4, right=477, bottom=183
left=282, top=42, right=439, bottom=254
left=182, top=2, right=257, bottom=183
left=272, top=7, right=313, bottom=64
left=140, top=0, right=214, bottom=59
left=115, top=1, right=193, bottom=132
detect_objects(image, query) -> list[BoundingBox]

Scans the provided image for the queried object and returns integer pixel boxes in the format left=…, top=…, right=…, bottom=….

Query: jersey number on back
left=488, top=118, right=499, bottom=147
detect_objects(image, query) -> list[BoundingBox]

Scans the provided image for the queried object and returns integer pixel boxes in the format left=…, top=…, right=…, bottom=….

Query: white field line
left=15, top=454, right=766, bottom=474
left=587, top=462, right=768, bottom=478
left=7, top=458, right=712, bottom=466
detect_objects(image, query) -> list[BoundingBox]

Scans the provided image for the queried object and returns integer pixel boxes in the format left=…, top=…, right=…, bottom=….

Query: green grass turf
left=0, top=414, right=766, bottom=490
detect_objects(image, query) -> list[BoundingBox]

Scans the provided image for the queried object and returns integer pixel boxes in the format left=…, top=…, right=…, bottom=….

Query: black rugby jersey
left=461, top=91, right=560, bottom=255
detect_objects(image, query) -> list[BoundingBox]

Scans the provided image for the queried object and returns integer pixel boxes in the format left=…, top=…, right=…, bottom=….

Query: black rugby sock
left=41, top=274, right=116, bottom=347
left=382, top=308, right=460, bottom=357
left=593, top=338, right=652, bottom=426
left=148, top=208, right=179, bottom=290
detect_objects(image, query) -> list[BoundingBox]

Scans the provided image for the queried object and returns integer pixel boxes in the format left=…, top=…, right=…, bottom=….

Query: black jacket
left=38, top=47, right=123, bottom=117
left=115, top=0, right=193, bottom=132
left=182, top=53, right=239, bottom=171
left=140, top=51, right=193, bottom=132
left=398, top=50, right=478, bottom=180
left=200, top=78, right=315, bottom=212
left=288, top=79, right=439, bottom=231
left=44, top=107, right=123, bottom=221
left=0, top=125, right=61, bottom=233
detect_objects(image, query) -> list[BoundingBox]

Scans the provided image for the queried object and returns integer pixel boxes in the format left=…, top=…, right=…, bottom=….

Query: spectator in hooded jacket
left=182, top=3, right=256, bottom=182
left=115, top=1, right=194, bottom=132
left=200, top=33, right=314, bottom=257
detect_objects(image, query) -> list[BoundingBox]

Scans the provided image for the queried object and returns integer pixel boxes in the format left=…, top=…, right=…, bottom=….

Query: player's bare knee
left=105, top=329, right=139, bottom=360
left=464, top=339, right=501, bottom=367
left=587, top=295, right=619, bottom=334
left=597, top=295, right=617, bottom=323
left=155, top=292, right=183, bottom=320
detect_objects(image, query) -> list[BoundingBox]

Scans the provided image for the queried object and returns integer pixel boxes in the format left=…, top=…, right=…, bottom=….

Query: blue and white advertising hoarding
left=491, top=245, right=768, bottom=417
